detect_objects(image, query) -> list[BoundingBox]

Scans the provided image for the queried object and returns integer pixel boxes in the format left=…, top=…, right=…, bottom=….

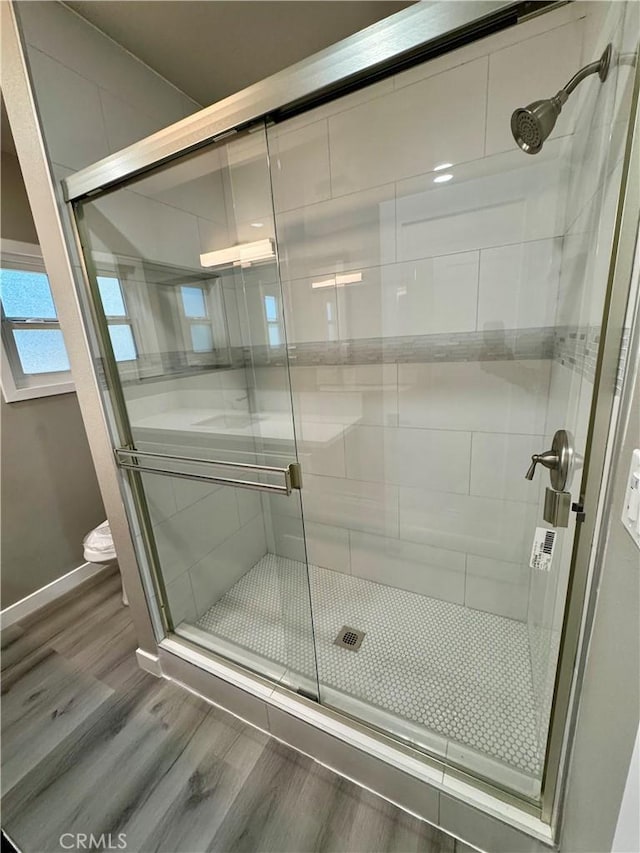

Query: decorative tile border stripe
left=98, top=324, right=630, bottom=393
left=248, top=326, right=557, bottom=368
left=615, top=327, right=631, bottom=395
left=553, top=325, right=601, bottom=383
left=553, top=324, right=630, bottom=393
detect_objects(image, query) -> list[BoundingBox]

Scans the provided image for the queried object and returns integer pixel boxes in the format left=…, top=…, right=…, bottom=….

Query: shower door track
left=62, top=1, right=560, bottom=203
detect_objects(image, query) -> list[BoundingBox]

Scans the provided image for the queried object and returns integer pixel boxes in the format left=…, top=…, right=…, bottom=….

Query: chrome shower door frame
left=62, top=0, right=520, bottom=201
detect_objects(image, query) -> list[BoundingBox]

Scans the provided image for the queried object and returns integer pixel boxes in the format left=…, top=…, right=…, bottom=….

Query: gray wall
left=2, top=0, right=200, bottom=611
left=1, top=150, right=38, bottom=244
left=1, top=149, right=105, bottom=607
left=560, top=308, right=640, bottom=851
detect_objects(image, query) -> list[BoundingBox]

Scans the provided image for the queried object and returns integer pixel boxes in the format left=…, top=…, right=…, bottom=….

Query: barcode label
left=530, top=527, right=557, bottom=572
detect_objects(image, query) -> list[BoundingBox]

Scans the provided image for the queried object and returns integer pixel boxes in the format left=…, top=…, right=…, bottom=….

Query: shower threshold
left=176, top=554, right=543, bottom=799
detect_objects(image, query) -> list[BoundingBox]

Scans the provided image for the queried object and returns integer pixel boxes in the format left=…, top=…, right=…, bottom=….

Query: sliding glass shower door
left=75, top=125, right=319, bottom=694
left=71, top=0, right=637, bottom=805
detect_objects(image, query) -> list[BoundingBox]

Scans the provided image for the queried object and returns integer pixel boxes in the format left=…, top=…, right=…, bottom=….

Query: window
left=96, top=276, right=137, bottom=362
left=264, top=294, right=281, bottom=346
left=0, top=241, right=73, bottom=401
left=180, top=284, right=213, bottom=352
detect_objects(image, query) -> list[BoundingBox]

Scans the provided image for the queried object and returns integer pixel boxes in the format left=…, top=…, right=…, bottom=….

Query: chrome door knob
left=525, top=429, right=574, bottom=491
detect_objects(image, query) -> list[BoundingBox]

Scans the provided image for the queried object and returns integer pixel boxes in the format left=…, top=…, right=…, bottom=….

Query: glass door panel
left=75, top=124, right=318, bottom=694
left=265, top=4, right=636, bottom=799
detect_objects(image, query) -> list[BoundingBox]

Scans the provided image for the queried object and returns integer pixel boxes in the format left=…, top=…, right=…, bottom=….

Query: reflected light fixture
left=433, top=173, right=453, bottom=184
left=434, top=162, right=453, bottom=171
left=200, top=239, right=274, bottom=269
left=311, top=272, right=363, bottom=289
left=250, top=222, right=264, bottom=228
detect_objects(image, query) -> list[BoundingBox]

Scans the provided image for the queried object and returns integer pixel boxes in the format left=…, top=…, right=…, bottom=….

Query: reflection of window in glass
left=1, top=257, right=74, bottom=401
left=264, top=294, right=281, bottom=346
left=326, top=300, right=338, bottom=341
left=180, top=285, right=213, bottom=352
left=97, top=276, right=137, bottom=362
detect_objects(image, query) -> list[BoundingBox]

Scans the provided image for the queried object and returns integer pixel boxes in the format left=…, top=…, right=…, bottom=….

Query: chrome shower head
left=511, top=95, right=565, bottom=155
left=511, top=43, right=612, bottom=155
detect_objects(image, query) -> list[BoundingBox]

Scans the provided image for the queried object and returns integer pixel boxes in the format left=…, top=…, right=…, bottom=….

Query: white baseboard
left=136, top=648, right=162, bottom=677
left=0, top=561, right=110, bottom=630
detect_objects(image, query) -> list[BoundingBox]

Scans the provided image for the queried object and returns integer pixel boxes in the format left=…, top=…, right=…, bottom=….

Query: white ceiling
left=65, top=1, right=414, bottom=107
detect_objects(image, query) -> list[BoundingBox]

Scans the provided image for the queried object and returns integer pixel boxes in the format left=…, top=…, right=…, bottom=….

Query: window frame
left=176, top=278, right=230, bottom=366
left=96, top=274, right=139, bottom=366
left=263, top=291, right=282, bottom=347
left=1, top=240, right=74, bottom=402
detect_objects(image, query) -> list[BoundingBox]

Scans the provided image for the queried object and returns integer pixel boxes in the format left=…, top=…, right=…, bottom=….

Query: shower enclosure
left=58, top=0, right=638, bottom=831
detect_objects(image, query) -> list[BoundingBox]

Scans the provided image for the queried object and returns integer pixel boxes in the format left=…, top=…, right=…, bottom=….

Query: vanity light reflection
left=311, top=272, right=363, bottom=289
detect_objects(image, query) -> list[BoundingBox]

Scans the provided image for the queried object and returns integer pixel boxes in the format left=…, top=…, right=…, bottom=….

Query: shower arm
left=554, top=44, right=613, bottom=106
left=564, top=60, right=605, bottom=96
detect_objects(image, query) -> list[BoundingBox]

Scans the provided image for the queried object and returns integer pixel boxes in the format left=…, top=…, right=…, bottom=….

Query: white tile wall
left=399, top=487, right=536, bottom=565
left=164, top=572, right=198, bottom=625
left=188, top=515, right=267, bottom=617
left=140, top=473, right=177, bottom=524
left=397, top=361, right=551, bottom=435
left=17, top=0, right=196, bottom=123
left=263, top=357, right=544, bottom=618
left=344, top=425, right=471, bottom=494
left=466, top=555, right=529, bottom=621
left=258, top=7, right=594, bottom=629
left=389, top=254, right=479, bottom=337
left=276, top=184, right=396, bottom=282
left=349, top=530, right=466, bottom=603
left=271, top=515, right=352, bottom=574
left=269, top=511, right=306, bottom=564
left=171, top=477, right=223, bottom=515
left=328, top=58, right=488, bottom=196
left=269, top=119, right=332, bottom=213
left=395, top=142, right=568, bottom=263
left=291, top=364, right=398, bottom=428
left=152, top=485, right=241, bottom=583
left=297, top=425, right=346, bottom=478
left=301, top=474, right=400, bottom=539
left=485, top=22, right=584, bottom=156
left=26, top=47, right=110, bottom=170
left=477, top=239, right=562, bottom=332
left=134, top=146, right=229, bottom=223
left=470, top=433, right=543, bottom=505
left=226, top=132, right=275, bottom=225
left=336, top=254, right=479, bottom=341
left=85, top=189, right=202, bottom=270
left=99, top=90, right=174, bottom=156
left=306, top=521, right=350, bottom=573
left=282, top=276, right=338, bottom=343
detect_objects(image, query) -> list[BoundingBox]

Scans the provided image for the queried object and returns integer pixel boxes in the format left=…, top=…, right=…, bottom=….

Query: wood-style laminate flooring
left=1, top=569, right=463, bottom=853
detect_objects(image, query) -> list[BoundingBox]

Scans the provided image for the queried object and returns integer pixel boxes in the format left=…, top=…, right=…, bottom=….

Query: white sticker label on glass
left=530, top=527, right=557, bottom=572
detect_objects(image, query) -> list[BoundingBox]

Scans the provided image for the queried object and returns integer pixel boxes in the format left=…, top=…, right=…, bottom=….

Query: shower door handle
left=114, top=448, right=302, bottom=495
left=524, top=429, right=573, bottom=491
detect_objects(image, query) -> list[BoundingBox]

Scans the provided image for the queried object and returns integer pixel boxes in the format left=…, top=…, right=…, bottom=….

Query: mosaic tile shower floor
left=197, top=554, right=542, bottom=777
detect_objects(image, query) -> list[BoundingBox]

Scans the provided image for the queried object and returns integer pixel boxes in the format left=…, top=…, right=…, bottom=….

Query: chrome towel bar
left=114, top=447, right=302, bottom=495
